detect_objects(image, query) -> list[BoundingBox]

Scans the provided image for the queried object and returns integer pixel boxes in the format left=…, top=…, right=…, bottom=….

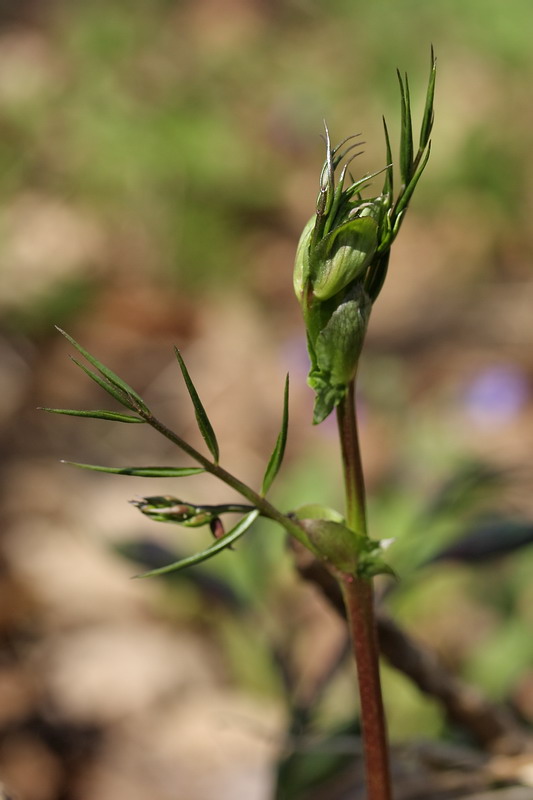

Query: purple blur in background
left=462, top=365, right=530, bottom=426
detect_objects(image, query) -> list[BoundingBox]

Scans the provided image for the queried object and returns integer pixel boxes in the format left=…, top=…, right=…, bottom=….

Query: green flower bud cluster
left=294, top=54, right=436, bottom=424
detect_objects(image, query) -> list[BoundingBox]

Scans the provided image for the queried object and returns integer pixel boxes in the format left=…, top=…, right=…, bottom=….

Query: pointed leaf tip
left=61, top=462, right=205, bottom=477
left=175, top=348, right=219, bottom=463
left=134, top=509, right=259, bottom=578
left=398, top=70, right=414, bottom=185
left=39, top=407, right=145, bottom=423
left=261, top=375, right=289, bottom=496
left=419, top=48, right=437, bottom=149
left=57, top=327, right=149, bottom=413
left=381, top=116, right=393, bottom=199
left=70, top=358, right=137, bottom=411
left=393, top=141, right=432, bottom=222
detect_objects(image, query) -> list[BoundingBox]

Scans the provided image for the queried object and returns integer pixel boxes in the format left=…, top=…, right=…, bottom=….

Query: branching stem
left=137, top=379, right=391, bottom=800
left=138, top=408, right=306, bottom=544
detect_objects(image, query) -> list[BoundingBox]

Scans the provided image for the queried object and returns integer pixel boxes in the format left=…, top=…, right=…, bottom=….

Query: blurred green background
left=1, top=1, right=533, bottom=798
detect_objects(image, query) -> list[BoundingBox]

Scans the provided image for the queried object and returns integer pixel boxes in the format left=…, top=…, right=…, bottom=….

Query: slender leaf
left=175, top=348, right=219, bottom=463
left=135, top=509, right=260, bottom=578
left=397, top=70, right=413, bottom=186
left=393, top=143, right=431, bottom=224
left=71, top=359, right=136, bottom=411
left=62, top=461, right=205, bottom=477
left=57, top=327, right=149, bottom=412
left=364, top=250, right=391, bottom=304
left=419, top=47, right=437, bottom=148
left=261, top=375, right=289, bottom=496
left=39, top=408, right=145, bottom=423
left=344, top=166, right=390, bottom=203
left=381, top=116, right=393, bottom=200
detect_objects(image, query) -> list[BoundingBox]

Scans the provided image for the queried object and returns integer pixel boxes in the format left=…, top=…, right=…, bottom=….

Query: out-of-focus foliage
left=2, top=2, right=533, bottom=798
left=2, top=0, right=533, bottom=330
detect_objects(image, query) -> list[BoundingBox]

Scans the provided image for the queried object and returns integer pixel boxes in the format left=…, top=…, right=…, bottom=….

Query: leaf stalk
left=136, top=406, right=307, bottom=545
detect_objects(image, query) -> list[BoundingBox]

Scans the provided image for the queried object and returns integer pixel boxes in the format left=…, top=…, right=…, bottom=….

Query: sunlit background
left=1, top=1, right=533, bottom=798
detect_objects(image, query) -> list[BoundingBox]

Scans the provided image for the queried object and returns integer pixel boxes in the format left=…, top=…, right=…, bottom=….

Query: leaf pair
left=40, top=333, right=212, bottom=482
left=41, top=328, right=149, bottom=423
left=39, top=408, right=145, bottom=424
left=48, top=334, right=219, bottom=464
left=57, top=327, right=150, bottom=414
left=42, top=330, right=219, bottom=462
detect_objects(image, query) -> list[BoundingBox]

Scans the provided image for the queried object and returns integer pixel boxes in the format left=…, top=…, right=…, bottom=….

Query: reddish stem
left=342, top=577, right=392, bottom=800
left=337, top=381, right=392, bottom=800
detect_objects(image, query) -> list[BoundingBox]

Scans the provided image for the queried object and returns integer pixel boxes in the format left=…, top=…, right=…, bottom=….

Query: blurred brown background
left=1, top=1, right=533, bottom=798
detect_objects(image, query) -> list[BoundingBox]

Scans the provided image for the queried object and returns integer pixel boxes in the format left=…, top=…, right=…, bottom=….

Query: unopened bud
left=311, top=215, right=378, bottom=301
left=294, top=51, right=435, bottom=424
left=131, top=496, right=215, bottom=527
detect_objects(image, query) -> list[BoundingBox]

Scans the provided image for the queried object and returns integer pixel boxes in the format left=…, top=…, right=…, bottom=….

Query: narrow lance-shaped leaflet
left=39, top=408, right=145, bottom=424
left=261, top=374, right=289, bottom=496
left=61, top=462, right=205, bottom=478
left=175, top=348, right=220, bottom=464
left=56, top=327, right=150, bottom=413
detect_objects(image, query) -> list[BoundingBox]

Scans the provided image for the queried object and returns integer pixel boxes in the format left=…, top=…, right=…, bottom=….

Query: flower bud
left=294, top=193, right=383, bottom=423
left=294, top=54, right=436, bottom=422
left=311, top=215, right=378, bottom=301
left=131, top=496, right=215, bottom=527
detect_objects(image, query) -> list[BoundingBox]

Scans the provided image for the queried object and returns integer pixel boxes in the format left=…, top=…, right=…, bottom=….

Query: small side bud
left=209, top=517, right=226, bottom=540
left=131, top=496, right=215, bottom=527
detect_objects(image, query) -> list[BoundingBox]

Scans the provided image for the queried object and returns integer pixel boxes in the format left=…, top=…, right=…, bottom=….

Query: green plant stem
left=139, top=408, right=306, bottom=544
left=336, top=382, right=367, bottom=535
left=337, top=381, right=392, bottom=800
